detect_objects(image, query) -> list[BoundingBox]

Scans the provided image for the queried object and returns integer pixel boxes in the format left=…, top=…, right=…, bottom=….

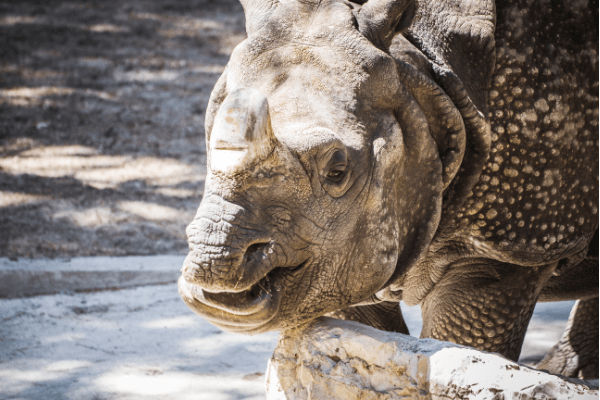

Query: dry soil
left=0, top=0, right=246, bottom=258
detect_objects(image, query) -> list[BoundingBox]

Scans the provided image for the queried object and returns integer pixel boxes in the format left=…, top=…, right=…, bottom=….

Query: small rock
left=266, top=317, right=598, bottom=400
left=243, top=372, right=264, bottom=381
left=70, top=305, right=110, bottom=314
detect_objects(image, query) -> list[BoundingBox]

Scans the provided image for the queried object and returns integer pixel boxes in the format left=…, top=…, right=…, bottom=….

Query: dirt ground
left=0, top=0, right=246, bottom=258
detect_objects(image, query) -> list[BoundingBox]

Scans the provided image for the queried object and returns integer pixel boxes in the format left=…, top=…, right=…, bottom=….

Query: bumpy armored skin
left=178, top=0, right=599, bottom=378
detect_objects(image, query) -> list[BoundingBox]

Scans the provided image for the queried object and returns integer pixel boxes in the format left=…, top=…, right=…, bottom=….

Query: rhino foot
left=538, top=298, right=599, bottom=379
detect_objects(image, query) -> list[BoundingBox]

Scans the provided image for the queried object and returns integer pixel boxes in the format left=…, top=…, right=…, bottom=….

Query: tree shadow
left=0, top=171, right=206, bottom=257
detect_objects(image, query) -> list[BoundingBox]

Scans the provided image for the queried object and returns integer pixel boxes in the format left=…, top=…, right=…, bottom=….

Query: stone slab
left=266, top=317, right=598, bottom=400
left=0, top=255, right=184, bottom=298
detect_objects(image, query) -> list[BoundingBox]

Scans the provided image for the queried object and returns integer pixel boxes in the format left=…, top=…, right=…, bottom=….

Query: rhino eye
left=326, top=169, right=345, bottom=182
left=324, top=149, right=348, bottom=184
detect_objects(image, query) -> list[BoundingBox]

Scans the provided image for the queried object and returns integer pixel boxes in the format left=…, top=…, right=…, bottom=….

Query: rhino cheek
left=271, top=198, right=400, bottom=326
left=353, top=196, right=402, bottom=296
left=273, top=242, right=398, bottom=328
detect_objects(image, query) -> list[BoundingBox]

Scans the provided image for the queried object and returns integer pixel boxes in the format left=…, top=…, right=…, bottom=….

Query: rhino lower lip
left=179, top=259, right=309, bottom=324
left=183, top=275, right=273, bottom=316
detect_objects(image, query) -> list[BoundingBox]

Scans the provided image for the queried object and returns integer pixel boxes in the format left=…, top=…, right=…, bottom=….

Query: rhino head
left=179, top=0, right=490, bottom=332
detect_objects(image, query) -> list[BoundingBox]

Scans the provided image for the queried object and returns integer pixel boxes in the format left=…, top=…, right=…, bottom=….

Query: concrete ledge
left=266, top=317, right=598, bottom=400
left=0, top=255, right=184, bottom=298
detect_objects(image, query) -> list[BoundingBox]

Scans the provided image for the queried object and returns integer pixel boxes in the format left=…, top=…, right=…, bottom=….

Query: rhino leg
left=537, top=298, right=599, bottom=379
left=328, top=301, right=409, bottom=334
left=419, top=261, right=554, bottom=360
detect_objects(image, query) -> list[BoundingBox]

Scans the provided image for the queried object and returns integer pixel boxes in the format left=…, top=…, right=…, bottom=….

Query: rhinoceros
left=178, top=0, right=599, bottom=378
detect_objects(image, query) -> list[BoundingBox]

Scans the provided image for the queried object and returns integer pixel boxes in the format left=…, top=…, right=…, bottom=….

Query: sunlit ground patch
left=0, top=144, right=202, bottom=189
left=0, top=192, right=51, bottom=207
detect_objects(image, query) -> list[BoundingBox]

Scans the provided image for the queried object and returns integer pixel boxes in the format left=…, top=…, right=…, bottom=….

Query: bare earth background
left=1, top=0, right=246, bottom=258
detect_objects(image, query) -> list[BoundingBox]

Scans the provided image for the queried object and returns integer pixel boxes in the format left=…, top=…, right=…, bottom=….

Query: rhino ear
left=239, top=0, right=277, bottom=35
left=399, top=1, right=495, bottom=208
left=405, top=0, right=495, bottom=112
left=356, top=0, right=416, bottom=50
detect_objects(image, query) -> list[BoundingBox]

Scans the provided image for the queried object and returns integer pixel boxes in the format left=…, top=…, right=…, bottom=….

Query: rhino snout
left=183, top=222, right=280, bottom=293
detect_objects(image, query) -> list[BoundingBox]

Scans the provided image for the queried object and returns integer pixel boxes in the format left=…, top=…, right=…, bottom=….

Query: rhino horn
left=209, top=88, right=276, bottom=173
left=239, top=0, right=276, bottom=34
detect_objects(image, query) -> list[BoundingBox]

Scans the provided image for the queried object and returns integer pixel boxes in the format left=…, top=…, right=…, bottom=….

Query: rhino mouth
left=178, top=259, right=309, bottom=332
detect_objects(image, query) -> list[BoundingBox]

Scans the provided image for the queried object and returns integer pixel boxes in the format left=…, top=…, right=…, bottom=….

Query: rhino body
left=179, top=0, right=599, bottom=378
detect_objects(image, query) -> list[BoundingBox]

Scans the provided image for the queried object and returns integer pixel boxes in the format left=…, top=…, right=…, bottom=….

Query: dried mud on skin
left=0, top=0, right=246, bottom=258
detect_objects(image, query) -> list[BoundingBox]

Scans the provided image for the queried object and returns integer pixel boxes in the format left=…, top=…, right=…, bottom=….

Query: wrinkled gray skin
left=179, top=0, right=599, bottom=378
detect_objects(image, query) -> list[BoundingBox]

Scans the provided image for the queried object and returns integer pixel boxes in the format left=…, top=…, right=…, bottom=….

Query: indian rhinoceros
left=178, top=0, right=599, bottom=378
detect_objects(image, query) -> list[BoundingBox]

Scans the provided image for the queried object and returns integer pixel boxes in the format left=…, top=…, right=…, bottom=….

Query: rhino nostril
left=242, top=242, right=270, bottom=265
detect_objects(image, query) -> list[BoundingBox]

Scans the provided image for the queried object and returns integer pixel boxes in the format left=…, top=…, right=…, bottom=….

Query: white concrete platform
left=0, top=283, right=279, bottom=400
